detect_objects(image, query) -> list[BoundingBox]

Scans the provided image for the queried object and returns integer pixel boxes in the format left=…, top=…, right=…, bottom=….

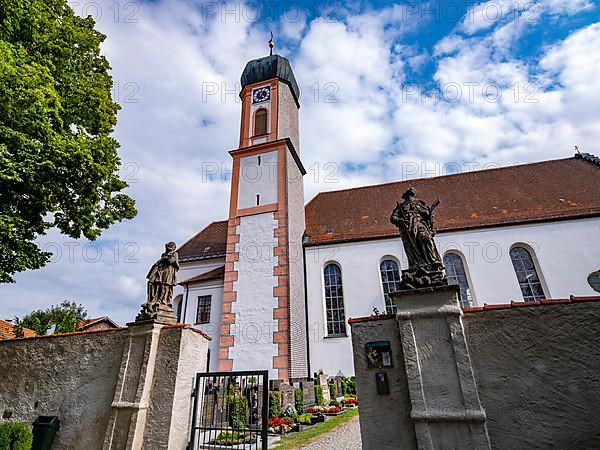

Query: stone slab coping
left=348, top=294, right=600, bottom=324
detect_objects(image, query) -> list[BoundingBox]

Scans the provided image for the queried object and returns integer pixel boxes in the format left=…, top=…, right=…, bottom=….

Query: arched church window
left=324, top=263, right=346, bottom=336
left=510, top=246, right=545, bottom=302
left=254, top=108, right=268, bottom=136
left=443, top=252, right=473, bottom=308
left=174, top=294, right=183, bottom=322
left=380, top=259, right=401, bottom=314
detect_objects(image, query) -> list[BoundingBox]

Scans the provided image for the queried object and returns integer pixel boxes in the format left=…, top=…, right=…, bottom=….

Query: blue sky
left=1, top=0, right=599, bottom=324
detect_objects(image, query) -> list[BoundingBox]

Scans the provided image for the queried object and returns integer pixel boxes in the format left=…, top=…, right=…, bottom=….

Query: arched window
left=174, top=294, right=183, bottom=322
left=443, top=253, right=473, bottom=308
left=324, top=263, right=346, bottom=336
left=510, top=246, right=545, bottom=301
left=380, top=259, right=401, bottom=314
left=254, top=108, right=268, bottom=136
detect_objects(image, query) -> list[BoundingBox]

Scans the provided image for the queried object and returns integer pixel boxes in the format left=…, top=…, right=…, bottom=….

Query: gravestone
left=301, top=380, right=316, bottom=408
left=333, top=376, right=343, bottom=399
left=279, top=383, right=296, bottom=411
left=318, top=374, right=331, bottom=403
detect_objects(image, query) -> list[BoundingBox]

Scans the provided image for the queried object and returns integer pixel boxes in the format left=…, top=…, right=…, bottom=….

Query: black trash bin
left=32, top=416, right=60, bottom=450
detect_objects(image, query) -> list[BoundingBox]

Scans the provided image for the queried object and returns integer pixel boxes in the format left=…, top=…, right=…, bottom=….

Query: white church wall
left=229, top=212, right=279, bottom=379
left=306, top=217, right=600, bottom=375
left=237, top=151, right=278, bottom=210
left=183, top=282, right=223, bottom=372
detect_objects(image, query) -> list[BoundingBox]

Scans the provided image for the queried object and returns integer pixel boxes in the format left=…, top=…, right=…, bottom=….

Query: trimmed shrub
left=329, top=399, right=339, bottom=407
left=228, top=396, right=249, bottom=429
left=269, top=391, right=281, bottom=418
left=0, top=422, right=33, bottom=450
left=314, top=385, right=325, bottom=406
left=329, top=383, right=338, bottom=399
left=294, top=388, right=304, bottom=414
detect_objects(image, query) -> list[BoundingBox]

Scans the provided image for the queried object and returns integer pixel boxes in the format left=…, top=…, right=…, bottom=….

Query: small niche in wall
left=366, top=341, right=393, bottom=368
left=256, top=194, right=260, bottom=206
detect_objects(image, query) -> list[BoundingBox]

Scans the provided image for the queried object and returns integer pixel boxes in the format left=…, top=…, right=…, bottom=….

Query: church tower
left=217, top=54, right=308, bottom=381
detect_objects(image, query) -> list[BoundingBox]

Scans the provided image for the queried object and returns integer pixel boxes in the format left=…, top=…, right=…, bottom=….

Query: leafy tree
left=0, top=0, right=137, bottom=282
left=13, top=300, right=88, bottom=336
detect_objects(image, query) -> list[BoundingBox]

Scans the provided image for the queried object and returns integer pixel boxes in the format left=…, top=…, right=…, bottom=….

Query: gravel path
left=300, top=416, right=361, bottom=450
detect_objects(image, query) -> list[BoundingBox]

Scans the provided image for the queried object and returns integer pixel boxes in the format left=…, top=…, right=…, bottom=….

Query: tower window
left=510, top=246, right=545, bottom=301
left=256, top=194, right=260, bottom=206
left=254, top=108, right=268, bottom=136
left=324, top=263, right=346, bottom=336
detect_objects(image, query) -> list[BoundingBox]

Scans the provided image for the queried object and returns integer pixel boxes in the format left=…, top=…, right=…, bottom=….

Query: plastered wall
left=0, top=325, right=210, bottom=449
left=351, top=299, right=600, bottom=449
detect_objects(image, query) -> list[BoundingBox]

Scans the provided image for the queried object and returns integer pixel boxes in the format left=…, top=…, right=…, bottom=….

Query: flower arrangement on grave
left=267, top=417, right=294, bottom=434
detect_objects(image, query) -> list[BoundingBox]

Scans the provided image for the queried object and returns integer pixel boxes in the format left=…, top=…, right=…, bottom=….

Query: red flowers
left=307, top=406, right=342, bottom=414
left=268, top=417, right=293, bottom=428
left=344, top=398, right=358, bottom=405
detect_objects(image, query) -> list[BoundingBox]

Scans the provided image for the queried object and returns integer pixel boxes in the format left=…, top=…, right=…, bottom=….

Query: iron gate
left=188, top=370, right=269, bottom=450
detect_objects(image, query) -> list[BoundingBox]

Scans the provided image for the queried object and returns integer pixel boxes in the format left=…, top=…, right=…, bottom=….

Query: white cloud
left=1, top=1, right=599, bottom=325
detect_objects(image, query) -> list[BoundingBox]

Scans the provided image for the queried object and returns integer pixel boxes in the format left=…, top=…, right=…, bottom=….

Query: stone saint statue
left=136, top=241, right=179, bottom=322
left=391, top=188, right=447, bottom=290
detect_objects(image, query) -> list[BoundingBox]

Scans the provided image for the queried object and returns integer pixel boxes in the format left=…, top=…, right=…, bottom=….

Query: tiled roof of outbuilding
left=179, top=266, right=225, bottom=285
left=0, top=320, right=36, bottom=340
left=178, top=221, right=228, bottom=262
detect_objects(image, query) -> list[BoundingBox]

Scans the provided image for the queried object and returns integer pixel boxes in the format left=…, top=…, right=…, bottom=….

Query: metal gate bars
left=189, top=370, right=269, bottom=450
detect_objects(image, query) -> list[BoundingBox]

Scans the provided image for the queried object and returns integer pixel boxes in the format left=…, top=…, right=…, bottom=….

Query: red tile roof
left=305, top=156, right=600, bottom=245
left=0, top=320, right=36, bottom=340
left=178, top=221, right=228, bottom=262
left=178, top=156, right=600, bottom=258
left=76, top=316, right=119, bottom=330
left=179, top=266, right=225, bottom=285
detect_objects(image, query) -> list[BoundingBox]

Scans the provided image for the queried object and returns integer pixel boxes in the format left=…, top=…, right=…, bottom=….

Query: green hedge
left=314, top=385, right=325, bottom=406
left=0, top=422, right=33, bottom=450
left=269, top=391, right=281, bottom=418
left=228, top=396, right=249, bottom=429
left=329, top=383, right=338, bottom=399
left=294, top=388, right=303, bottom=414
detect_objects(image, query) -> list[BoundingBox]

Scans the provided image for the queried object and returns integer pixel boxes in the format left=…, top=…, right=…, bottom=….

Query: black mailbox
left=376, top=372, right=390, bottom=395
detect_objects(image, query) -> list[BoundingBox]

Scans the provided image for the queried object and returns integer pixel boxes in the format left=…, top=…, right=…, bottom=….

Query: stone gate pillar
left=392, top=285, right=491, bottom=450
left=103, top=321, right=164, bottom=450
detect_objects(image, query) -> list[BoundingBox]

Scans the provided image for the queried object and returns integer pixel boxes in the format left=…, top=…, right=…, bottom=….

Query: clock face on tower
left=252, top=86, right=271, bottom=104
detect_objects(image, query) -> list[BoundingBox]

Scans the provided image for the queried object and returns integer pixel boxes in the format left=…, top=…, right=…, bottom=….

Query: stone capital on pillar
left=391, top=285, right=491, bottom=450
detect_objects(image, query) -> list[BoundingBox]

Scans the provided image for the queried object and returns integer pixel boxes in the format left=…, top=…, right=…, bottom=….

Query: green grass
left=273, top=408, right=359, bottom=450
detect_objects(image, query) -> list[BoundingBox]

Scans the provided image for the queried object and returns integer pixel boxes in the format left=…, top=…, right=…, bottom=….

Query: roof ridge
left=307, top=156, right=577, bottom=199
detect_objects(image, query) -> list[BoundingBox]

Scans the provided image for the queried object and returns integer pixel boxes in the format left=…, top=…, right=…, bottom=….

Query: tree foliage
left=0, top=0, right=137, bottom=282
left=13, top=300, right=88, bottom=336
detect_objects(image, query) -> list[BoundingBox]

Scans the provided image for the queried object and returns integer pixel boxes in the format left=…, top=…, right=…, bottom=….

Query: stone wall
left=463, top=300, right=600, bottom=449
left=0, top=323, right=210, bottom=449
left=350, top=317, right=417, bottom=450
left=350, top=296, right=600, bottom=449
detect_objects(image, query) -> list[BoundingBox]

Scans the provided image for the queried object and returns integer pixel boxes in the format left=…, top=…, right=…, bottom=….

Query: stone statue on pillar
left=136, top=241, right=179, bottom=323
left=391, top=187, right=447, bottom=290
